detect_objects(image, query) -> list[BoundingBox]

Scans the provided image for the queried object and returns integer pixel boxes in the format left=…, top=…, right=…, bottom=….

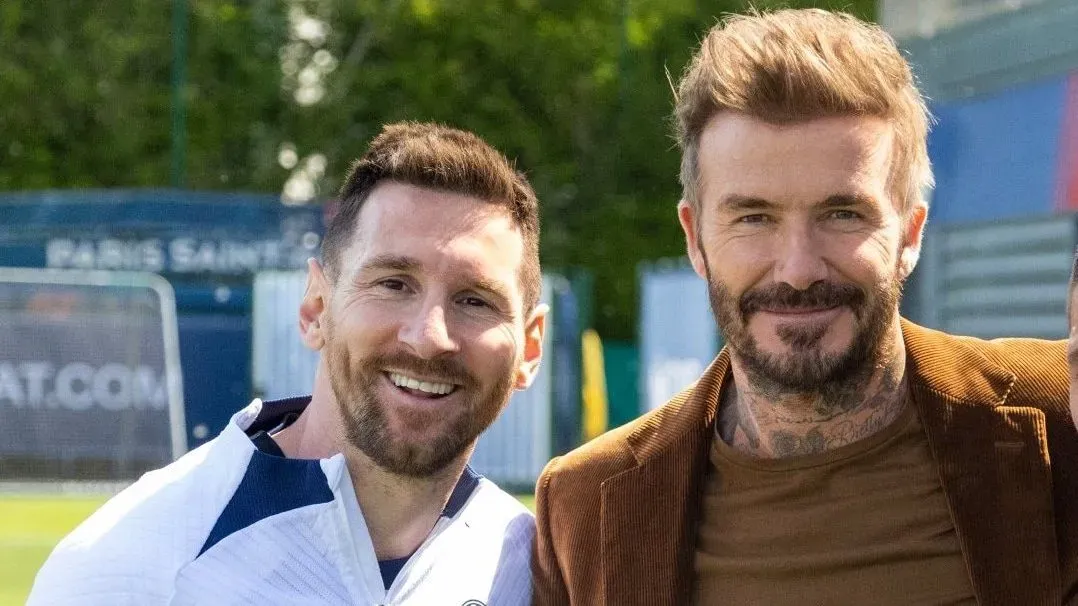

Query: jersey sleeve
left=27, top=438, right=248, bottom=605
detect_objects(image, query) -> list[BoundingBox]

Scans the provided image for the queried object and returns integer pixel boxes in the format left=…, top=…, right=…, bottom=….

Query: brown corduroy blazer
left=533, top=320, right=1078, bottom=606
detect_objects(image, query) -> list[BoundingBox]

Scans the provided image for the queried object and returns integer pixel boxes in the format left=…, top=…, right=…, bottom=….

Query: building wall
left=889, top=0, right=1078, bottom=224
left=928, top=72, right=1077, bottom=224
left=880, top=0, right=1048, bottom=39
left=885, top=1, right=1078, bottom=335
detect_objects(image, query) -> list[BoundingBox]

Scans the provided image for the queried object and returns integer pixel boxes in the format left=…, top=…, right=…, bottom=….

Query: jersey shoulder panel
left=27, top=426, right=255, bottom=605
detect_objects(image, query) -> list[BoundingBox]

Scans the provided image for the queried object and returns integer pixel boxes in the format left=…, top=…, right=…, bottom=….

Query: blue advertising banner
left=0, top=190, right=324, bottom=275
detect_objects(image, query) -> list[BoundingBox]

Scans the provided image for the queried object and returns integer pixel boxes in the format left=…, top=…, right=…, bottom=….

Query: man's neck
left=346, top=450, right=469, bottom=560
left=719, top=334, right=909, bottom=459
left=270, top=390, right=470, bottom=561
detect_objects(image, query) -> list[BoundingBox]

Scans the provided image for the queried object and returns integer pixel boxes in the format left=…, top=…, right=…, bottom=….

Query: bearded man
left=533, top=9, right=1078, bottom=606
left=31, top=122, right=545, bottom=605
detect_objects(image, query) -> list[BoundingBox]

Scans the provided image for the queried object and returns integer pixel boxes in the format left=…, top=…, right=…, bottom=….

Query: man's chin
left=734, top=341, right=855, bottom=390
left=358, top=439, right=464, bottom=478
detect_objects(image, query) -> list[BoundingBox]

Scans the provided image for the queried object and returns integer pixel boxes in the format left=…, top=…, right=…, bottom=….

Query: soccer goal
left=0, top=268, right=185, bottom=483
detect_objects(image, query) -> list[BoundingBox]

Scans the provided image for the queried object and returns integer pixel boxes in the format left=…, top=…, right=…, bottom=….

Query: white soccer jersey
left=28, top=397, right=534, bottom=605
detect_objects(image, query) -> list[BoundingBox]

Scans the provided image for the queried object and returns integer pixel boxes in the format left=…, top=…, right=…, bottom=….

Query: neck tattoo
left=718, top=351, right=908, bottom=458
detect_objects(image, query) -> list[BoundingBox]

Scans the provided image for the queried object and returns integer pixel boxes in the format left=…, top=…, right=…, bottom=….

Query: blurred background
left=2, top=0, right=1077, bottom=601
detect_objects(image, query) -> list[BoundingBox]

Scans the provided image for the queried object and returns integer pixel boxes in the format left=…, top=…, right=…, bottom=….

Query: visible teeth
left=389, top=372, right=455, bottom=395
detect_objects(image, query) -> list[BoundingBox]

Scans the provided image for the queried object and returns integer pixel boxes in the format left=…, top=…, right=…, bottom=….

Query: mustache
left=361, top=351, right=475, bottom=387
left=739, top=281, right=865, bottom=317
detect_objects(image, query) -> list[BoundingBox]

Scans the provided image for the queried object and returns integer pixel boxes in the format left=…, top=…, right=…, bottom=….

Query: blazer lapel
left=599, top=352, right=728, bottom=606
left=904, top=321, right=1060, bottom=605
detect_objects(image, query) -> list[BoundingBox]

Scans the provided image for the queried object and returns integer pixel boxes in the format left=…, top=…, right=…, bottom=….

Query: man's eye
left=738, top=214, right=770, bottom=224
left=461, top=296, right=491, bottom=309
left=829, top=209, right=862, bottom=220
left=379, top=279, right=407, bottom=291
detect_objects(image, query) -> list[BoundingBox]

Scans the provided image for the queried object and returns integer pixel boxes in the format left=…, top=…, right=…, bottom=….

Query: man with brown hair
left=534, top=9, right=1078, bottom=605
left=31, top=122, right=545, bottom=605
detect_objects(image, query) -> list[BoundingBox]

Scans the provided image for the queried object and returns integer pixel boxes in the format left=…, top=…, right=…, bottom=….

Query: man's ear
left=898, top=202, right=928, bottom=280
left=514, top=303, right=549, bottom=390
left=299, top=258, right=330, bottom=351
left=677, top=200, right=707, bottom=279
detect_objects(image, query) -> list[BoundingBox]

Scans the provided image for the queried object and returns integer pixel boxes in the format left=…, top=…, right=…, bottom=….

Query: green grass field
left=0, top=494, right=108, bottom=605
left=0, top=493, right=535, bottom=605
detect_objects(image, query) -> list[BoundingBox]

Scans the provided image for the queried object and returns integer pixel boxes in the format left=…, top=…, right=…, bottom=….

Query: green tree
left=0, top=0, right=874, bottom=339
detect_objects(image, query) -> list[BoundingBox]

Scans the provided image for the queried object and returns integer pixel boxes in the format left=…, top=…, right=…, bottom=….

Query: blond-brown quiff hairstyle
left=674, top=9, right=933, bottom=220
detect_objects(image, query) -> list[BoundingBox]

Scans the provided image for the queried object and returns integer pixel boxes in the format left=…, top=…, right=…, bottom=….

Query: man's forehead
left=344, top=230, right=523, bottom=277
left=698, top=113, right=894, bottom=159
left=343, top=183, right=514, bottom=247
left=356, top=182, right=512, bottom=231
left=696, top=114, right=894, bottom=203
left=335, top=186, right=524, bottom=292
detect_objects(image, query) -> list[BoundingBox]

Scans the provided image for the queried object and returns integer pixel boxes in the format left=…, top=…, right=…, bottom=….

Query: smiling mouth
left=385, top=371, right=458, bottom=398
left=760, top=305, right=842, bottom=316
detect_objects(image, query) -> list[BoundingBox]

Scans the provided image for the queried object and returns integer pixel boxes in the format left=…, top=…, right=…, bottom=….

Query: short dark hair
left=322, top=122, right=541, bottom=312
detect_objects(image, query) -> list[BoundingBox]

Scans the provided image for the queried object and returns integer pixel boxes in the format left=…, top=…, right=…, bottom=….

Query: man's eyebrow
left=717, top=194, right=878, bottom=211
left=470, top=277, right=513, bottom=304
left=718, top=194, right=776, bottom=211
left=357, top=253, right=421, bottom=274
left=818, top=193, right=878, bottom=208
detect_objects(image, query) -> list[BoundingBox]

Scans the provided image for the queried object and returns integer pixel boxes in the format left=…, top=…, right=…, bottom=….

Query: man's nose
left=398, top=302, right=460, bottom=359
left=772, top=224, right=829, bottom=290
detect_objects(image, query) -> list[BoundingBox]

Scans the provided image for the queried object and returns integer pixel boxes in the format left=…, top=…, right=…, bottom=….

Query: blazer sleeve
left=533, top=456, right=570, bottom=606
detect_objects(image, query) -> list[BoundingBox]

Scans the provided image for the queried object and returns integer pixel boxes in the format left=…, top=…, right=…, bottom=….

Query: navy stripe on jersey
left=379, top=555, right=411, bottom=590
left=228, top=395, right=482, bottom=581
left=443, top=465, right=480, bottom=518
left=246, top=397, right=482, bottom=518
left=198, top=451, right=333, bottom=556
left=249, top=431, right=285, bottom=457
left=245, top=396, right=310, bottom=434
left=247, top=427, right=479, bottom=519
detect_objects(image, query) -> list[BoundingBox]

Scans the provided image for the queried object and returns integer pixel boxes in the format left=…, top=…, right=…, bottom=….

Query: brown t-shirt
left=692, top=404, right=976, bottom=605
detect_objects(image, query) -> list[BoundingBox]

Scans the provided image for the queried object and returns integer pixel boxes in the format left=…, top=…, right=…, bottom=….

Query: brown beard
left=322, top=316, right=517, bottom=478
left=702, top=251, right=902, bottom=412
